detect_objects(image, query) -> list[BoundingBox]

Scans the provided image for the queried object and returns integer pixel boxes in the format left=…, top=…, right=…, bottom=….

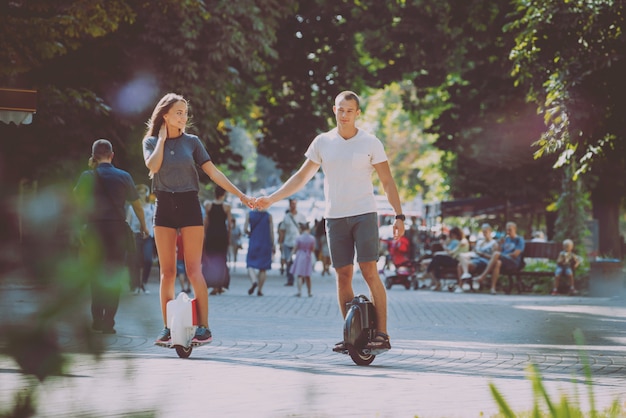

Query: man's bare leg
left=359, top=261, right=388, bottom=336
left=335, top=264, right=354, bottom=318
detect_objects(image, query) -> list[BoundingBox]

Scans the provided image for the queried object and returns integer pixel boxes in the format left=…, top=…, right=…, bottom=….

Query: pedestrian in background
left=143, top=92, right=253, bottom=345
left=228, top=217, right=243, bottom=271
left=74, top=139, right=149, bottom=334
left=202, top=186, right=231, bottom=295
left=277, top=216, right=287, bottom=275
left=245, top=209, right=274, bottom=296
left=127, top=183, right=155, bottom=294
left=291, top=222, right=315, bottom=297
left=278, top=199, right=306, bottom=286
left=315, top=218, right=331, bottom=276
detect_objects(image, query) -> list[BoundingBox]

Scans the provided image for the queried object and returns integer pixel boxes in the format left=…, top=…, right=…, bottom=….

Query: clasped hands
left=240, top=195, right=272, bottom=211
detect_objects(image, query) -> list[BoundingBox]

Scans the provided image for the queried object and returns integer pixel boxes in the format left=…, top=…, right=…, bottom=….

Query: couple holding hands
left=145, top=90, right=405, bottom=352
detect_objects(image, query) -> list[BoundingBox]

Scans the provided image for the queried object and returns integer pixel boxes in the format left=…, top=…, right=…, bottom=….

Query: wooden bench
left=500, top=241, right=560, bottom=294
left=417, top=241, right=562, bottom=293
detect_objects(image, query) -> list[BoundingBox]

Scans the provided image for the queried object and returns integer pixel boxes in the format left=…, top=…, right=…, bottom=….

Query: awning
left=439, top=196, right=542, bottom=218
left=0, top=88, right=37, bottom=125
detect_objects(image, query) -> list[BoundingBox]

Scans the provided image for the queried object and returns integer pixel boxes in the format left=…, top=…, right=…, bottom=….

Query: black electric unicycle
left=339, top=294, right=380, bottom=366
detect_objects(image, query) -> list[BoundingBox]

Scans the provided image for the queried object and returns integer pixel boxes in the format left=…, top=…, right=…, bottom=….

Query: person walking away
left=279, top=199, right=307, bottom=286
left=127, top=183, right=155, bottom=294
left=202, top=186, right=231, bottom=295
left=255, top=90, right=405, bottom=353
left=143, top=93, right=253, bottom=345
left=228, top=217, right=243, bottom=271
left=277, top=217, right=287, bottom=274
left=551, top=239, right=581, bottom=295
left=316, top=218, right=332, bottom=276
left=245, top=208, right=274, bottom=296
left=291, top=222, right=316, bottom=297
left=74, top=139, right=149, bottom=334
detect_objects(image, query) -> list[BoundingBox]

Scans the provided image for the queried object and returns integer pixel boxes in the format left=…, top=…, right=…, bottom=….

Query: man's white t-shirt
left=280, top=211, right=307, bottom=247
left=305, top=127, right=388, bottom=219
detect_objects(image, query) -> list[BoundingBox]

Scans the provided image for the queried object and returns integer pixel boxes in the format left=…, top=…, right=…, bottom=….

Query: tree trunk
left=591, top=192, right=622, bottom=259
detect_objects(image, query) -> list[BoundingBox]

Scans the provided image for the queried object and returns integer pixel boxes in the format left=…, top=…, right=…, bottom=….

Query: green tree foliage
left=507, top=0, right=626, bottom=256
left=255, top=0, right=371, bottom=174
left=254, top=0, right=560, bottom=208
left=367, top=0, right=559, bottom=205
left=358, top=83, right=446, bottom=203
left=0, top=0, right=292, bottom=187
left=0, top=0, right=135, bottom=78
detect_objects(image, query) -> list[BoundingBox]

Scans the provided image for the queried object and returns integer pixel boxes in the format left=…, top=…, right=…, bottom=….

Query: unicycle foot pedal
left=190, top=340, right=212, bottom=347
left=332, top=342, right=348, bottom=354
left=362, top=347, right=390, bottom=356
left=154, top=341, right=173, bottom=348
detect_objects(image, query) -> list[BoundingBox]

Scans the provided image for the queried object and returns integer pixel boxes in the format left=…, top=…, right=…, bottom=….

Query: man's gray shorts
left=326, top=212, right=379, bottom=269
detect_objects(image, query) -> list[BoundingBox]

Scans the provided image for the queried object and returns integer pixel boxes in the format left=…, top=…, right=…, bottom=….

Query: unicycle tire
left=174, top=345, right=192, bottom=358
left=343, top=295, right=377, bottom=366
left=347, top=346, right=375, bottom=366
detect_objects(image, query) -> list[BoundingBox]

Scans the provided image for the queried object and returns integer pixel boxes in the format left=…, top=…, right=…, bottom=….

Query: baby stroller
left=380, top=236, right=418, bottom=290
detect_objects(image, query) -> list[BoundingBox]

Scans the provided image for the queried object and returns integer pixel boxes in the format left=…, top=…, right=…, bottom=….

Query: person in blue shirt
left=75, top=139, right=149, bottom=334
left=475, top=222, right=525, bottom=295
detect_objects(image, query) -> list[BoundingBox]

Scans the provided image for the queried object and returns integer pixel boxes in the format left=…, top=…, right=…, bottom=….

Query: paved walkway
left=1, top=262, right=625, bottom=417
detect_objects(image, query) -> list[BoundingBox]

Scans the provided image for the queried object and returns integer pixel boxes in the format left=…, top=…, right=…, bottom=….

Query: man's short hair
left=335, top=91, right=361, bottom=110
left=92, top=139, right=113, bottom=160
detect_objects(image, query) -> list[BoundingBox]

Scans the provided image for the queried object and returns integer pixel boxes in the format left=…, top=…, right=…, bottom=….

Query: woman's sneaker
left=154, top=327, right=171, bottom=346
left=192, top=326, right=213, bottom=344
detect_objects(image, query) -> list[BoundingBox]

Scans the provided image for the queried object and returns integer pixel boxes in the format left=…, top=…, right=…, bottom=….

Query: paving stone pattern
left=1, top=264, right=625, bottom=417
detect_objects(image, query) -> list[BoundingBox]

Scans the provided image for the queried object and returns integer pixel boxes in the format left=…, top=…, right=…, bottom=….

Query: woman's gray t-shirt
left=143, top=132, right=211, bottom=193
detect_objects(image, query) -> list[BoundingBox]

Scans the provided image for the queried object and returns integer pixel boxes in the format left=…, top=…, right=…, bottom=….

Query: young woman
left=143, top=93, right=253, bottom=344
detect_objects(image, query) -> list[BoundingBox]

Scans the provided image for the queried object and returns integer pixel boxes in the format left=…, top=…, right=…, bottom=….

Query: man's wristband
left=395, top=214, right=406, bottom=221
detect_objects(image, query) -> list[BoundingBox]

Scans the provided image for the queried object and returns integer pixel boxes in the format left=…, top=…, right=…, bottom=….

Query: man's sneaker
left=192, top=326, right=212, bottom=344
left=365, top=332, right=391, bottom=354
left=154, top=327, right=171, bottom=346
left=461, top=273, right=472, bottom=280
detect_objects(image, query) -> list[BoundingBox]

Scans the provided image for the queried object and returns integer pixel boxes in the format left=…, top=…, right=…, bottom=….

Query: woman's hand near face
left=158, top=123, right=167, bottom=141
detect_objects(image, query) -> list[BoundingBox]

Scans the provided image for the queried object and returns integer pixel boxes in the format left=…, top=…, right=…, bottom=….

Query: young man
left=255, top=91, right=405, bottom=353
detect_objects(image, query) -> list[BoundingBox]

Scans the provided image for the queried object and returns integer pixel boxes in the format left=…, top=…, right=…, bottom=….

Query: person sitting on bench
left=475, top=222, right=525, bottom=295
left=456, top=223, right=498, bottom=292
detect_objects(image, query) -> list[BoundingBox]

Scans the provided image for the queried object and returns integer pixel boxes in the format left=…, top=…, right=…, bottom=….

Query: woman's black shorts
left=154, top=191, right=203, bottom=229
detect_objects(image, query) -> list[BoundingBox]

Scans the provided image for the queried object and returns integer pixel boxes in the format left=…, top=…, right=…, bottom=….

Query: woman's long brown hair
left=143, top=93, right=187, bottom=140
